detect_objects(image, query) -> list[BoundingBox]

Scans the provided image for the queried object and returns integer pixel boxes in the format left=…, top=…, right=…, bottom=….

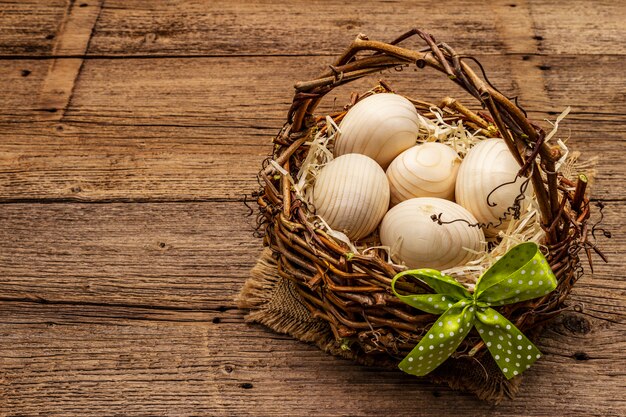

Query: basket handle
left=287, top=29, right=562, bottom=238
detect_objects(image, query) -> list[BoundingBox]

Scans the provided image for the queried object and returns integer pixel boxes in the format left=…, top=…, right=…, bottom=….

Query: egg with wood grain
left=386, top=142, right=461, bottom=206
left=455, top=139, right=534, bottom=237
left=312, top=153, right=390, bottom=241
left=380, top=197, right=484, bottom=269
left=334, top=93, right=420, bottom=168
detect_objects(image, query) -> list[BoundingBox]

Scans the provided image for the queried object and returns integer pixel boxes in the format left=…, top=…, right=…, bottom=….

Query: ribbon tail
left=400, top=303, right=474, bottom=376
left=475, top=308, right=543, bottom=379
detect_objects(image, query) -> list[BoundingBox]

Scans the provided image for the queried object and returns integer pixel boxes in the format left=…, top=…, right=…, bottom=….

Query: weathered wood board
left=0, top=0, right=624, bottom=415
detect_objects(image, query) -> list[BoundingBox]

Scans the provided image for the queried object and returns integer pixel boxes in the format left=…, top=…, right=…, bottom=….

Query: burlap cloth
left=236, top=248, right=535, bottom=402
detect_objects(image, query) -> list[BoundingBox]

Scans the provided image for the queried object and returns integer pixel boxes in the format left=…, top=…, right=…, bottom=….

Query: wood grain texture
left=38, top=0, right=103, bottom=120
left=0, top=0, right=624, bottom=415
left=0, top=202, right=260, bottom=308
left=0, top=117, right=621, bottom=202
left=0, top=55, right=624, bottom=201
left=0, top=302, right=624, bottom=416
left=0, top=0, right=65, bottom=56
left=0, top=201, right=622, bottom=315
left=0, top=0, right=625, bottom=57
left=4, top=55, right=626, bottom=121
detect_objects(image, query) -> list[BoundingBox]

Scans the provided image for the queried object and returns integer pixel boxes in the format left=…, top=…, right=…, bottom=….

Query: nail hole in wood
left=538, top=65, right=551, bottom=71
left=522, top=55, right=531, bottom=61
left=212, top=317, right=221, bottom=324
left=573, top=352, right=590, bottom=361
left=158, top=242, right=166, bottom=248
left=533, top=35, right=544, bottom=41
left=45, top=34, right=55, bottom=40
left=239, top=383, right=254, bottom=389
left=21, top=69, right=31, bottom=77
left=79, top=3, right=88, bottom=7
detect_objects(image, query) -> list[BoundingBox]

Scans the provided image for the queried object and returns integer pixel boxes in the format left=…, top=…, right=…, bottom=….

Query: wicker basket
left=251, top=29, right=600, bottom=394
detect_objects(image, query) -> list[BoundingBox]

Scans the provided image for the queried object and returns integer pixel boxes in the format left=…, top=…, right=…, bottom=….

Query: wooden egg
left=380, top=197, right=484, bottom=270
left=386, top=142, right=461, bottom=206
left=455, top=139, right=534, bottom=237
left=334, top=93, right=420, bottom=169
left=312, top=154, right=390, bottom=241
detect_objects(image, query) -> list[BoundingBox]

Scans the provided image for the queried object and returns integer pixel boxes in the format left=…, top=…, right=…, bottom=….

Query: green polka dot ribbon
left=391, top=242, right=557, bottom=379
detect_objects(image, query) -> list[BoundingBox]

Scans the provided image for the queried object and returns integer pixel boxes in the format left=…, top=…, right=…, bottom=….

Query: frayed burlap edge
left=236, top=249, right=523, bottom=402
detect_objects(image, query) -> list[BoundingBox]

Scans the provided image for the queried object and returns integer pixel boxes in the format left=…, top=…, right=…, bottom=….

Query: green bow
left=391, top=242, right=557, bottom=379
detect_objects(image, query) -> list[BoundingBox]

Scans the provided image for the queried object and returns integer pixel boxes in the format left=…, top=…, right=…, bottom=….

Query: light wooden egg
left=386, top=142, right=461, bottom=206
left=312, top=154, right=390, bottom=241
left=455, top=139, right=534, bottom=237
left=380, top=197, right=484, bottom=270
left=334, top=93, right=420, bottom=168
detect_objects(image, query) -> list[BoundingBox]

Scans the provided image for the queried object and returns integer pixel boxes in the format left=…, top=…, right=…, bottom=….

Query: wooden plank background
left=0, top=1, right=624, bottom=415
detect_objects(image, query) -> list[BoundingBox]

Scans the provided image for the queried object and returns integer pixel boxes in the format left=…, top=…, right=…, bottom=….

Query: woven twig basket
left=252, top=29, right=600, bottom=394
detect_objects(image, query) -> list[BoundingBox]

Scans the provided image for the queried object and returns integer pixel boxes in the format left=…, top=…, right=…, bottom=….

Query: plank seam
left=0, top=296, right=239, bottom=313
left=0, top=197, right=251, bottom=204
left=2, top=52, right=625, bottom=61
left=0, top=197, right=622, bottom=205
